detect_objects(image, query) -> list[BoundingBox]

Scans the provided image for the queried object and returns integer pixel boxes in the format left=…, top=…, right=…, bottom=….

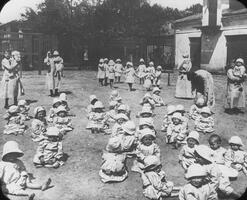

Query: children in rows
left=140, top=93, right=155, bottom=111
left=99, top=137, right=128, bottom=183
left=208, top=134, right=226, bottom=165
left=195, top=107, right=214, bottom=134
left=161, top=105, right=176, bottom=132
left=114, top=59, right=123, bottom=83
left=106, top=101, right=118, bottom=123
left=3, top=105, right=26, bottom=135
left=189, top=97, right=206, bottom=120
left=124, top=62, right=137, bottom=91
left=166, top=112, right=188, bottom=149
left=47, top=97, right=61, bottom=122
left=86, top=101, right=110, bottom=134
left=136, top=58, right=146, bottom=85
left=154, top=66, right=162, bottom=88
left=53, top=106, right=73, bottom=134
left=108, top=60, right=115, bottom=88
left=111, top=113, right=129, bottom=137
left=0, top=141, right=52, bottom=200
left=224, top=136, right=247, bottom=175
left=87, top=95, right=98, bottom=115
left=152, top=87, right=165, bottom=107
left=179, top=131, right=199, bottom=172
left=140, top=155, right=180, bottom=199
left=18, top=99, right=30, bottom=120
left=132, top=128, right=160, bottom=173
left=31, top=106, right=48, bottom=142
left=33, top=127, right=65, bottom=168
left=179, top=164, right=218, bottom=200
left=194, top=145, right=240, bottom=198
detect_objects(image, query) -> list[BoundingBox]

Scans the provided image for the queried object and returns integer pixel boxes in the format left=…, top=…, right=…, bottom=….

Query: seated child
left=31, top=106, right=48, bottom=142
left=179, top=131, right=199, bottom=171
left=0, top=141, right=51, bottom=200
left=109, top=90, right=121, bottom=102
left=179, top=164, right=217, bottom=200
left=138, top=117, right=155, bottom=132
left=33, top=127, right=65, bottom=168
left=111, top=113, right=129, bottom=137
left=47, top=98, right=61, bottom=122
left=106, top=101, right=118, bottom=123
left=208, top=134, right=226, bottom=165
left=136, top=106, right=154, bottom=125
left=59, top=93, right=70, bottom=112
left=132, top=128, right=160, bottom=173
left=224, top=136, right=247, bottom=175
left=53, top=106, right=73, bottom=134
left=99, top=137, right=128, bottom=183
left=140, top=93, right=155, bottom=110
left=174, top=104, right=189, bottom=129
left=86, top=101, right=110, bottom=134
left=166, top=113, right=188, bottom=149
left=189, top=97, right=205, bottom=120
left=141, top=155, right=180, bottom=199
left=3, top=105, right=26, bottom=135
left=18, top=99, right=30, bottom=120
left=195, top=107, right=214, bottom=134
left=194, top=145, right=240, bottom=199
left=161, top=105, right=176, bottom=132
left=117, top=104, right=130, bottom=119
left=152, top=87, right=165, bottom=107
left=86, top=95, right=98, bottom=115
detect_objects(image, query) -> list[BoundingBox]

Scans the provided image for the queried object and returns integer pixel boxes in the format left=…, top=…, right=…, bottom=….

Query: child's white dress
left=86, top=112, right=109, bottom=132
left=19, top=105, right=30, bottom=121
left=53, top=116, right=73, bottom=133
left=189, top=104, right=202, bottom=120
left=142, top=169, right=174, bottom=199
left=211, top=147, right=227, bottom=165
left=114, top=63, right=123, bottom=78
left=152, top=94, right=164, bottom=106
left=161, top=114, right=173, bottom=132
left=195, top=115, right=214, bottom=133
left=178, top=145, right=197, bottom=170
left=31, top=119, right=48, bottom=142
left=3, top=114, right=25, bottom=135
left=167, top=123, right=187, bottom=144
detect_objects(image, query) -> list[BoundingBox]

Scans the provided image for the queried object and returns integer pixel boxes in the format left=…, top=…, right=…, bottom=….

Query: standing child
left=154, top=66, right=162, bottom=88
left=87, top=95, right=98, bottom=115
left=18, top=99, right=30, bottom=120
left=189, top=97, right=206, bottom=120
left=108, top=60, right=115, bottom=88
left=97, top=58, right=105, bottom=86
left=224, top=136, right=247, bottom=175
left=53, top=106, right=73, bottom=134
left=114, top=58, right=123, bottom=83
left=3, top=105, right=26, bottom=135
left=124, top=62, right=137, bottom=91
left=0, top=141, right=51, bottom=200
left=208, top=134, right=226, bottom=165
left=141, top=155, right=180, bottom=199
left=195, top=107, right=214, bottom=134
left=132, top=128, right=160, bottom=173
left=136, top=58, right=146, bottom=84
left=143, top=62, right=156, bottom=91
left=86, top=101, right=110, bottom=134
left=161, top=105, right=176, bottom=132
left=179, top=164, right=218, bottom=200
left=99, top=137, right=128, bottom=183
left=33, top=127, right=64, bottom=168
left=31, top=106, right=48, bottom=142
left=152, top=87, right=165, bottom=107
left=166, top=113, right=188, bottom=149
left=47, top=98, right=61, bottom=122
left=179, top=131, right=199, bottom=171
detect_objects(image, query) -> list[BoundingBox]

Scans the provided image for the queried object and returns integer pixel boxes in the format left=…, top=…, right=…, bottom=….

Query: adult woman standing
left=0, top=50, right=22, bottom=108
left=45, top=50, right=62, bottom=96
left=97, top=58, right=105, bottom=86
left=225, top=58, right=246, bottom=114
left=175, top=54, right=193, bottom=99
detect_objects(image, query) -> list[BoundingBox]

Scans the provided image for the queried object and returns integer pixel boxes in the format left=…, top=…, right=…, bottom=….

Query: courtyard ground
left=0, top=70, right=247, bottom=200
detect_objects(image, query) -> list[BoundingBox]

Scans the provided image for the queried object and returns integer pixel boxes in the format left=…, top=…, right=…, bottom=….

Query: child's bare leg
left=26, top=178, right=51, bottom=191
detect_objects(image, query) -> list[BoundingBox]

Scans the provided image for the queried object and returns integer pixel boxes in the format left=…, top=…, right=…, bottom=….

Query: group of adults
left=175, top=53, right=246, bottom=114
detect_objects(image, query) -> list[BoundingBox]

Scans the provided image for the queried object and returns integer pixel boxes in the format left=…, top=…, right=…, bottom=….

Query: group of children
left=85, top=88, right=246, bottom=200
left=97, top=58, right=163, bottom=91
left=1, top=93, right=73, bottom=199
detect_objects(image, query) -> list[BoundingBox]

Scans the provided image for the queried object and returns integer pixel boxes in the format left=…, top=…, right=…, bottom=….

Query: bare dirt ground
left=0, top=70, right=247, bottom=200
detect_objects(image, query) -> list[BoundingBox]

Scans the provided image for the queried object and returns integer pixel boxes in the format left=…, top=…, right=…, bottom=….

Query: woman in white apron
left=0, top=51, right=22, bottom=108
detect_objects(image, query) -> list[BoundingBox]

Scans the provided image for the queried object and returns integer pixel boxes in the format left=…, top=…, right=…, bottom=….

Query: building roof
left=174, top=14, right=202, bottom=24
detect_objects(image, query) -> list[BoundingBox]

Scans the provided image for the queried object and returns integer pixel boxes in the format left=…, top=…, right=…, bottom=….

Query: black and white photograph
left=0, top=0, right=247, bottom=199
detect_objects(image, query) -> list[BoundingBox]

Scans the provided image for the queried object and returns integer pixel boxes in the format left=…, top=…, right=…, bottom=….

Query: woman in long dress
left=225, top=58, right=246, bottom=114
left=0, top=50, right=22, bottom=108
left=175, top=54, right=193, bottom=99
left=45, top=50, right=62, bottom=96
